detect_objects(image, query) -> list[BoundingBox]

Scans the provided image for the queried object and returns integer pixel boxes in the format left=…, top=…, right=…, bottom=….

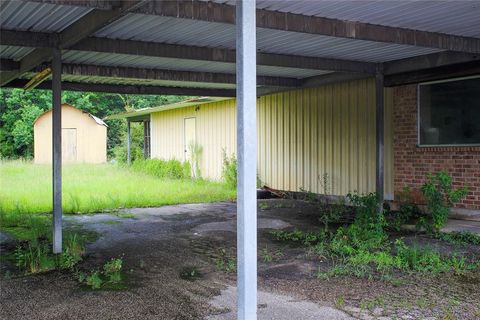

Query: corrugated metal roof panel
left=62, top=50, right=330, bottom=78
left=0, top=45, right=34, bottom=60
left=0, top=1, right=93, bottom=33
left=212, top=0, right=480, bottom=38
left=95, top=14, right=442, bottom=63
left=22, top=72, right=237, bottom=89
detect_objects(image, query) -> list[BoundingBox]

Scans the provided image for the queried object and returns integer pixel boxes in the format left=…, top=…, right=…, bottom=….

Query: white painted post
left=236, top=1, right=257, bottom=319
left=52, top=48, right=62, bottom=254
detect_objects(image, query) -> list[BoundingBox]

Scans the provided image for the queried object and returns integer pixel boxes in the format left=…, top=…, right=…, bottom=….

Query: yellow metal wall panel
left=150, top=78, right=394, bottom=197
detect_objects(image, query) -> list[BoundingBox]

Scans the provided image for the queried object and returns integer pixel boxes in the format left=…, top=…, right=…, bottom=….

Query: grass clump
left=14, top=233, right=86, bottom=274
left=131, top=158, right=191, bottom=179
left=221, top=150, right=237, bottom=189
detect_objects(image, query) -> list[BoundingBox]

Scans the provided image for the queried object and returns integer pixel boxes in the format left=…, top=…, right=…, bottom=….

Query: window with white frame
left=418, top=76, right=480, bottom=146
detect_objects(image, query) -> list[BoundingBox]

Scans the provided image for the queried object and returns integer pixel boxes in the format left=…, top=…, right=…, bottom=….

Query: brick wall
left=393, top=84, right=480, bottom=210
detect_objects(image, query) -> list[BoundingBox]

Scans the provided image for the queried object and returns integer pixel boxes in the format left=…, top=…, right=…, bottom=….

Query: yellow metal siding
left=150, top=78, right=394, bottom=197
left=151, top=100, right=237, bottom=180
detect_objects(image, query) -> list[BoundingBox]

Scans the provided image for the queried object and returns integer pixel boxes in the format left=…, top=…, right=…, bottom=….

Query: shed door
left=184, top=118, right=196, bottom=161
left=62, top=128, right=77, bottom=163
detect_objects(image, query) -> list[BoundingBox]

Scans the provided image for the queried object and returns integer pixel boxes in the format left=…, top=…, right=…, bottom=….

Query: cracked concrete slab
left=206, top=285, right=353, bottom=320
left=194, top=218, right=291, bottom=233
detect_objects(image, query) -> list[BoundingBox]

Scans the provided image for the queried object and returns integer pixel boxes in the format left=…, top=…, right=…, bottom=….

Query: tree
left=0, top=88, right=189, bottom=159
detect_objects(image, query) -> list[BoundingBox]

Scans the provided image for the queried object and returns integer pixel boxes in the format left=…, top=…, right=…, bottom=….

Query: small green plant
left=334, top=295, right=345, bottom=308
left=271, top=229, right=328, bottom=247
left=260, top=246, right=273, bottom=263
left=259, top=202, right=270, bottom=210
left=58, top=234, right=85, bottom=269
left=86, top=271, right=103, bottom=289
left=421, top=171, right=469, bottom=232
left=214, top=248, right=236, bottom=273
left=78, top=257, right=125, bottom=289
left=188, top=141, right=203, bottom=179
left=103, top=258, right=123, bottom=284
left=318, top=200, right=346, bottom=233
left=221, top=149, right=237, bottom=189
left=436, top=231, right=480, bottom=245
left=179, top=266, right=202, bottom=281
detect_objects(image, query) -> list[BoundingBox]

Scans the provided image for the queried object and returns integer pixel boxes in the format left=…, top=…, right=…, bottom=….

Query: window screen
left=418, top=77, right=480, bottom=146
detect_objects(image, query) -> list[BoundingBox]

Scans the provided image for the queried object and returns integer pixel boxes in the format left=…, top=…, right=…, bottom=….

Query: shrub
left=131, top=158, right=191, bottom=179
left=421, top=171, right=469, bottom=232
left=389, top=186, right=421, bottom=232
left=346, top=192, right=387, bottom=248
left=221, top=150, right=237, bottom=189
left=318, top=200, right=347, bottom=233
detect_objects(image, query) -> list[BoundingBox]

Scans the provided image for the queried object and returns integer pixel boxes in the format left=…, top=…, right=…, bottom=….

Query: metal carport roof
left=1, top=2, right=480, bottom=319
left=1, top=0, right=479, bottom=95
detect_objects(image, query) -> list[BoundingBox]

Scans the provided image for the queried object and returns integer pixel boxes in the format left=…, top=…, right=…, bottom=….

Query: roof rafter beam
left=30, top=63, right=302, bottom=87
left=143, top=1, right=480, bottom=53
left=33, top=0, right=480, bottom=53
left=0, top=30, right=377, bottom=74
left=0, top=59, right=19, bottom=71
left=0, top=0, right=150, bottom=86
left=383, top=51, right=480, bottom=75
left=384, top=60, right=480, bottom=87
left=4, top=79, right=236, bottom=97
left=301, top=72, right=371, bottom=88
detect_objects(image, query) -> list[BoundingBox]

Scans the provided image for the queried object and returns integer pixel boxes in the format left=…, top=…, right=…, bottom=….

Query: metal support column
left=127, top=120, right=131, bottom=165
left=375, top=67, right=385, bottom=211
left=236, top=1, right=257, bottom=319
left=52, top=48, right=62, bottom=253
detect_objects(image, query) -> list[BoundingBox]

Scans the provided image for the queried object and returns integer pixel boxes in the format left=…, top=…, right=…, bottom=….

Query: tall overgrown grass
left=131, top=158, right=191, bottom=179
left=0, top=160, right=236, bottom=216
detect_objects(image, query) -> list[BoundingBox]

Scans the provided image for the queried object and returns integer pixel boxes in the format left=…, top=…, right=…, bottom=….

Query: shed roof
left=1, top=1, right=479, bottom=95
left=34, top=103, right=108, bottom=127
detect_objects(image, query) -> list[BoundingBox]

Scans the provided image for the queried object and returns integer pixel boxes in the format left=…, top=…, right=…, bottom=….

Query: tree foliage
left=0, top=88, right=188, bottom=159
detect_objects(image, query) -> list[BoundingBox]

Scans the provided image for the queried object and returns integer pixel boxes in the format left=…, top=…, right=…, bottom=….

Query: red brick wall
left=393, top=84, right=480, bottom=210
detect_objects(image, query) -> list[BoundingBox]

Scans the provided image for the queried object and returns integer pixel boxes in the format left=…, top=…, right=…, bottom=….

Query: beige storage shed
left=34, top=104, right=107, bottom=164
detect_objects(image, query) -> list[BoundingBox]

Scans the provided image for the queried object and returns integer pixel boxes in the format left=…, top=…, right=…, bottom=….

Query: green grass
left=0, top=160, right=236, bottom=216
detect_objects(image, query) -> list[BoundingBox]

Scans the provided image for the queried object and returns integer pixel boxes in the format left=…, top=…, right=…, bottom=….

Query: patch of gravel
left=2, top=199, right=479, bottom=320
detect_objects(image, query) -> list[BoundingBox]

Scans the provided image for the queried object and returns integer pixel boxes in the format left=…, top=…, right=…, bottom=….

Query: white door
left=184, top=118, right=196, bottom=161
left=62, top=128, right=77, bottom=163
